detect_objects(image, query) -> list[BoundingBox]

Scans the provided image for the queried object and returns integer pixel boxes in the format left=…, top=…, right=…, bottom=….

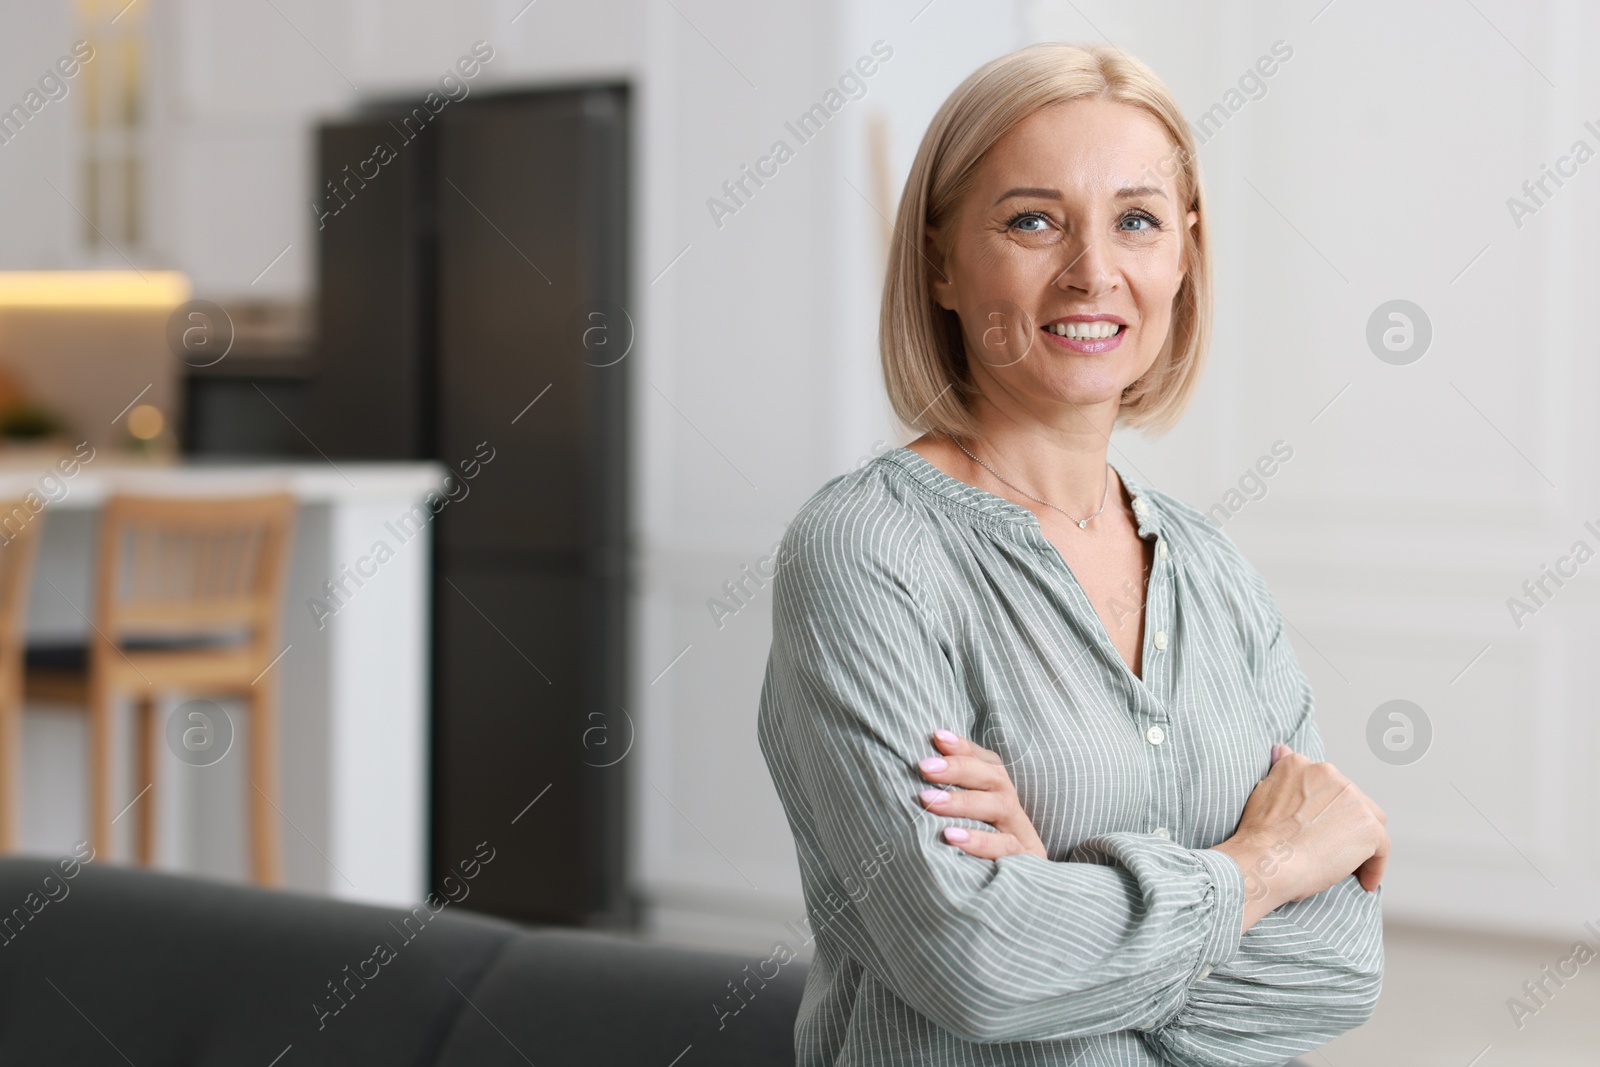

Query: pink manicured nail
left=919, top=757, right=947, bottom=773
left=943, top=827, right=969, bottom=843
left=920, top=789, right=948, bottom=805
left=934, top=729, right=958, bottom=743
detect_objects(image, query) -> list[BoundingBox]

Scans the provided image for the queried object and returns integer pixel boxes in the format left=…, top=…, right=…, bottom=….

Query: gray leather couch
left=0, top=856, right=805, bottom=1065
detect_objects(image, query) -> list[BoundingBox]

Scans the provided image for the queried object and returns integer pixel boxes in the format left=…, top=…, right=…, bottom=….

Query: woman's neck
left=923, top=393, right=1122, bottom=518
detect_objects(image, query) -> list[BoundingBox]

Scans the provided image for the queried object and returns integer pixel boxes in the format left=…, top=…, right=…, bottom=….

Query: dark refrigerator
left=309, top=85, right=632, bottom=929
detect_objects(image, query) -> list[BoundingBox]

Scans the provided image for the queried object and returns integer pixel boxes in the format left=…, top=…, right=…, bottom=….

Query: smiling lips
left=1041, top=315, right=1127, bottom=353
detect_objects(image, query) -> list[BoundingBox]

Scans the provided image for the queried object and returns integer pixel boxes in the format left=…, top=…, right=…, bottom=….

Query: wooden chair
left=25, top=493, right=296, bottom=885
left=0, top=501, right=46, bottom=853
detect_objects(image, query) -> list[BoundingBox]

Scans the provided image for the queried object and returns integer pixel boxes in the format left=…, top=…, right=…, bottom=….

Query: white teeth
left=1046, top=321, right=1121, bottom=339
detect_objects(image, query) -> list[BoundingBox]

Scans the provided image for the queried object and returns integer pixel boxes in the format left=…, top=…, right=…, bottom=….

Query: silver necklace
left=953, top=438, right=1111, bottom=529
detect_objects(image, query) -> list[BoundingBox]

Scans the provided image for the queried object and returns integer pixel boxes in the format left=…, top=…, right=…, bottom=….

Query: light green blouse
left=757, top=446, right=1382, bottom=1066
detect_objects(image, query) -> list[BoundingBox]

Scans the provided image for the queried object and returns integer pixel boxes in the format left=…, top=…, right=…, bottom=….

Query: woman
left=757, top=42, right=1389, bottom=1066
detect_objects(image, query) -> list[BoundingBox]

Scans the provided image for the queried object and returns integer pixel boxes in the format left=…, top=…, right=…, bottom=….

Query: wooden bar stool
left=25, top=493, right=296, bottom=885
left=0, top=502, right=46, bottom=853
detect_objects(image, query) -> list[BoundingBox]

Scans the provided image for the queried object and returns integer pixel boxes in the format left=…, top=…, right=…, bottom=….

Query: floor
left=1310, top=923, right=1600, bottom=1066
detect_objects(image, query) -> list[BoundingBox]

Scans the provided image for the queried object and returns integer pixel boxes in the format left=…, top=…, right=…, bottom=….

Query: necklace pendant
left=1077, top=519, right=1088, bottom=529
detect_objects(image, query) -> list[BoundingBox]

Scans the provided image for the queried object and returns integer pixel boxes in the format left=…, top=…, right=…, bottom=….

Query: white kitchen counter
left=16, top=453, right=443, bottom=907
left=0, top=457, right=446, bottom=507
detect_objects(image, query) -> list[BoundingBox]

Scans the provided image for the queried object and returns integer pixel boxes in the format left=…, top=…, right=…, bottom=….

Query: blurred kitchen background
left=0, top=1, right=1595, bottom=1063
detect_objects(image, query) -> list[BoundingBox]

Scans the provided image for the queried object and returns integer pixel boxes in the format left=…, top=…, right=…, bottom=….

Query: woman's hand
left=917, top=729, right=1047, bottom=860
left=1210, top=743, right=1390, bottom=934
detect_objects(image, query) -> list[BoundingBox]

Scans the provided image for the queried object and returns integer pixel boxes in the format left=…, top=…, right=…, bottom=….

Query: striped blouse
left=756, top=446, right=1382, bottom=1066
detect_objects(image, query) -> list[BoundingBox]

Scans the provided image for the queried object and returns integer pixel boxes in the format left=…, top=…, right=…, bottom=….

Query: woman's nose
left=1052, top=230, right=1116, bottom=297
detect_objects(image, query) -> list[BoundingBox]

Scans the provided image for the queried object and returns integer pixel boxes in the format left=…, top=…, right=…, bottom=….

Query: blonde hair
left=880, top=42, right=1211, bottom=438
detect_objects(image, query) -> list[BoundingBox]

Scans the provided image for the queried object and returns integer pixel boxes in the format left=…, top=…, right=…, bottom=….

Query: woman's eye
left=1120, top=211, right=1160, bottom=232
left=1010, top=212, right=1050, bottom=232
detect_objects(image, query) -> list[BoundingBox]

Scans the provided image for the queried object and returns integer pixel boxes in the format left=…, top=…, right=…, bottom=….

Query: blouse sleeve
left=758, top=504, right=1249, bottom=1044
left=1143, top=569, right=1384, bottom=1065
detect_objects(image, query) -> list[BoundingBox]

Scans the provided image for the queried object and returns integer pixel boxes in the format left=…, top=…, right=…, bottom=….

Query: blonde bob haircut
left=881, top=42, right=1211, bottom=439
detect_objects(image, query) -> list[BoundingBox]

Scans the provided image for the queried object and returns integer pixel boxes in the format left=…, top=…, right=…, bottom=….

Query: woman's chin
left=1009, top=375, right=1140, bottom=412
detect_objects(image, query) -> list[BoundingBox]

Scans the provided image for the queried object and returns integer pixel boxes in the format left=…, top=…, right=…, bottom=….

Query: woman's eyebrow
left=991, top=186, right=1062, bottom=205
left=991, top=184, right=1168, bottom=206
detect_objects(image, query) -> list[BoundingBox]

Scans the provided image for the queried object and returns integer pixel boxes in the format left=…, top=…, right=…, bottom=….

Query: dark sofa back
left=0, top=857, right=804, bottom=1066
left=432, top=928, right=803, bottom=1065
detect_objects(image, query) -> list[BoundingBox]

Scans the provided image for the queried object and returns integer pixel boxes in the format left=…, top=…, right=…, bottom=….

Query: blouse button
left=1145, top=725, right=1166, bottom=746
left=1158, top=539, right=1168, bottom=560
left=1154, top=630, right=1169, bottom=651
left=1152, top=826, right=1170, bottom=839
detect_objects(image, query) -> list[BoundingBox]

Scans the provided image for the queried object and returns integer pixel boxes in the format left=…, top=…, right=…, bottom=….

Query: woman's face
left=927, top=97, right=1197, bottom=424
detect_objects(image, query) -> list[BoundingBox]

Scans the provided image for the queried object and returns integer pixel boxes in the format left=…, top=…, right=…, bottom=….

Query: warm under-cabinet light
left=0, top=271, right=191, bottom=307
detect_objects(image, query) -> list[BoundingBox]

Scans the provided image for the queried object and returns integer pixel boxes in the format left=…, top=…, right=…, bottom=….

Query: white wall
left=3, top=0, right=1594, bottom=946
left=1067, top=0, right=1600, bottom=940
left=0, top=4, right=89, bottom=269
